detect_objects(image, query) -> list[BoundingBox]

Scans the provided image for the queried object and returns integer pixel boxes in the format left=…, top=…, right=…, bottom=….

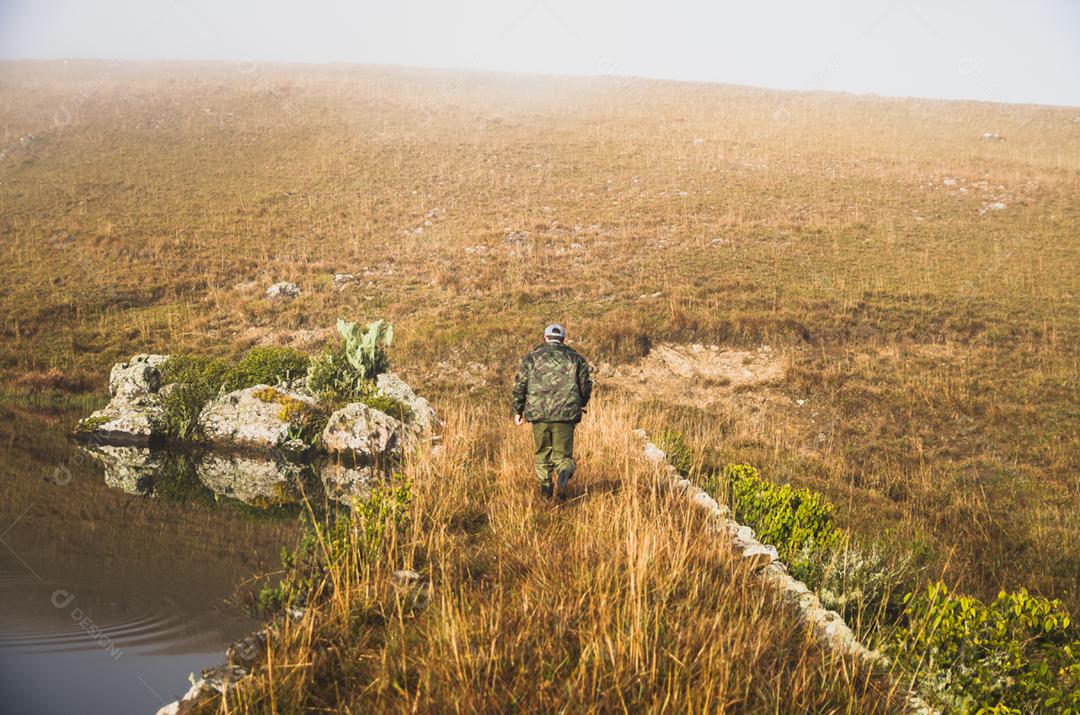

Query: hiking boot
left=539, top=483, right=554, bottom=499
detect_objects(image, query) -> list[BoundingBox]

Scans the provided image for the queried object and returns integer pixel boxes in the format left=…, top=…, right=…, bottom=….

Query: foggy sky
left=2, top=0, right=1078, bottom=107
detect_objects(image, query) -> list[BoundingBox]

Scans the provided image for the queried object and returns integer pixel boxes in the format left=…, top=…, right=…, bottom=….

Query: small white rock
left=265, top=282, right=300, bottom=299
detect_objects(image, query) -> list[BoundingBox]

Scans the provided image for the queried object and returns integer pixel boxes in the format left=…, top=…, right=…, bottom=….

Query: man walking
left=512, top=324, right=592, bottom=500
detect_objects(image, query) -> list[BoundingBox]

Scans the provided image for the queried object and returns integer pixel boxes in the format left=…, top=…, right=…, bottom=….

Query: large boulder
left=196, top=453, right=305, bottom=506
left=198, top=385, right=317, bottom=450
left=321, top=402, right=402, bottom=456
left=77, top=354, right=170, bottom=446
left=376, top=372, right=438, bottom=433
left=109, top=354, right=168, bottom=399
left=77, top=402, right=163, bottom=446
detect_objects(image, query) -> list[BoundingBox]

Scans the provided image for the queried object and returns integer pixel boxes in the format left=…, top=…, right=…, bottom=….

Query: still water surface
left=0, top=406, right=303, bottom=714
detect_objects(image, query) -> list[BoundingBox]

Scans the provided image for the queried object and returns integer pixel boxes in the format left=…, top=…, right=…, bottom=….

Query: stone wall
left=634, top=429, right=937, bottom=715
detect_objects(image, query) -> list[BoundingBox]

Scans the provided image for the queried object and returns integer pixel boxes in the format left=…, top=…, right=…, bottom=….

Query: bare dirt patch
left=598, top=343, right=785, bottom=405
left=598, top=343, right=831, bottom=456
left=236, top=327, right=335, bottom=351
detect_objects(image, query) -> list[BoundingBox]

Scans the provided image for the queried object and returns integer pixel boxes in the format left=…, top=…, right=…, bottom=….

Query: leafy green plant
left=159, top=354, right=235, bottom=390
left=338, top=318, right=393, bottom=381
left=234, top=346, right=309, bottom=387
left=654, top=430, right=694, bottom=477
left=258, top=534, right=318, bottom=615
left=690, top=448, right=1078, bottom=715
left=715, top=464, right=845, bottom=583
left=256, top=479, right=412, bottom=616
left=888, top=582, right=1080, bottom=714
left=307, top=324, right=412, bottom=420
left=307, top=345, right=356, bottom=399
left=349, top=477, right=412, bottom=563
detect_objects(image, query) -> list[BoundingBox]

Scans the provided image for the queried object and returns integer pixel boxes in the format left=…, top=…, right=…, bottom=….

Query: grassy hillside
left=0, top=60, right=1076, bottom=653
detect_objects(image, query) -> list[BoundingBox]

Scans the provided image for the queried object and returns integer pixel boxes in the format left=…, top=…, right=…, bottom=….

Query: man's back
left=511, top=324, right=592, bottom=500
left=512, top=341, right=592, bottom=424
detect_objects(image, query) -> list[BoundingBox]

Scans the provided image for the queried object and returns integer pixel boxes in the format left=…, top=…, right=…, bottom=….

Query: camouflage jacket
left=512, top=342, right=593, bottom=423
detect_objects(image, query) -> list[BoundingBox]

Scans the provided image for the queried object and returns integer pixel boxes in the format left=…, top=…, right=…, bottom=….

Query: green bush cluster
left=716, top=463, right=845, bottom=583
left=889, top=582, right=1080, bottom=714
left=258, top=532, right=318, bottom=615
left=258, top=479, right=412, bottom=615
left=157, top=322, right=408, bottom=442
left=730, top=470, right=1077, bottom=712
left=307, top=329, right=412, bottom=421
left=158, top=346, right=310, bottom=440
left=234, top=346, right=310, bottom=387
left=309, top=320, right=393, bottom=398
left=691, top=455, right=1078, bottom=713
left=654, top=430, right=694, bottom=477
left=307, top=345, right=355, bottom=400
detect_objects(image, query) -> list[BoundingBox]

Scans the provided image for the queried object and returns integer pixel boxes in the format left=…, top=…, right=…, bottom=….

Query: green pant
left=532, top=421, right=577, bottom=489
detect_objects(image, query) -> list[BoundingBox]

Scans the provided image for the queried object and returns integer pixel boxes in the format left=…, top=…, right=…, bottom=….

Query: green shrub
left=235, top=346, right=309, bottom=387
left=258, top=535, right=318, bottom=615
left=714, top=464, right=845, bottom=583
left=158, top=347, right=312, bottom=440
left=159, top=354, right=235, bottom=390
left=699, top=461, right=904, bottom=627
left=888, top=582, right=1080, bottom=714
left=688, top=451, right=1078, bottom=715
left=310, top=318, right=395, bottom=393
left=345, top=477, right=412, bottom=562
left=257, top=479, right=412, bottom=616
left=307, top=345, right=355, bottom=399
left=654, top=430, right=694, bottom=477
left=307, top=342, right=412, bottom=421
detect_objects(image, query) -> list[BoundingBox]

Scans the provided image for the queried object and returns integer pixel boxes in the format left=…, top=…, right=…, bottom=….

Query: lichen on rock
left=199, top=385, right=318, bottom=450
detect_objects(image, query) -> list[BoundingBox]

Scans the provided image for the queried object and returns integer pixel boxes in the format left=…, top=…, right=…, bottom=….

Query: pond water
left=0, top=405, right=307, bottom=714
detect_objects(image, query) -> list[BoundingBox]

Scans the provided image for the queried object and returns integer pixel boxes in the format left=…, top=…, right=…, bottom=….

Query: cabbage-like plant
left=337, top=318, right=393, bottom=380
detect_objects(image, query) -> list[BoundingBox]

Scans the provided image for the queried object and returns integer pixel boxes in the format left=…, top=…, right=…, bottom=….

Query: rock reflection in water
left=80, top=444, right=325, bottom=510
left=83, top=443, right=161, bottom=495
left=321, top=462, right=378, bottom=502
left=197, top=454, right=306, bottom=507
left=1, top=408, right=303, bottom=715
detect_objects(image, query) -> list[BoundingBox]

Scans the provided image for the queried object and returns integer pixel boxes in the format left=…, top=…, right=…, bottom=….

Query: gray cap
left=544, top=323, right=566, bottom=341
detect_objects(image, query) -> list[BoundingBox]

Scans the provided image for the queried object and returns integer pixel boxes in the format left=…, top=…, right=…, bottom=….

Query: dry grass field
left=205, top=398, right=901, bottom=713
left=0, top=61, right=1078, bottom=709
